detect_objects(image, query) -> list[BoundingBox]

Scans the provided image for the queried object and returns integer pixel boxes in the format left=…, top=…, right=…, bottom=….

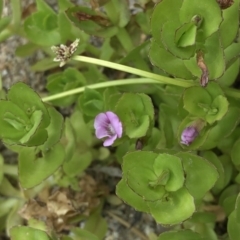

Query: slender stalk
left=3, top=164, right=18, bottom=176
left=73, top=56, right=195, bottom=88
left=42, top=78, right=159, bottom=102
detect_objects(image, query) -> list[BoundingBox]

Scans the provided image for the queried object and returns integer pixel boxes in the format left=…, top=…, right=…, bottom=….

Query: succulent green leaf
left=79, top=88, right=104, bottom=117
left=0, top=101, right=29, bottom=141
left=218, top=59, right=239, bottom=87
left=84, top=205, right=107, bottom=240
left=123, top=151, right=166, bottom=201
left=24, top=11, right=61, bottom=46
left=42, top=107, right=64, bottom=151
left=151, top=0, right=182, bottom=42
left=176, top=152, right=218, bottom=199
left=115, top=93, right=154, bottom=139
left=10, top=226, right=51, bottom=240
left=158, top=229, right=202, bottom=240
left=201, top=151, right=225, bottom=192
left=19, top=110, right=43, bottom=144
left=65, top=6, right=118, bottom=38
left=220, top=0, right=240, bottom=48
left=8, top=82, right=50, bottom=129
left=161, top=20, right=195, bottom=59
left=203, top=32, right=225, bottom=80
left=153, top=154, right=184, bottom=192
left=19, top=143, right=65, bottom=188
left=61, top=118, right=76, bottom=162
left=175, top=22, right=197, bottom=47
left=235, top=194, right=240, bottom=223
left=184, top=33, right=225, bottom=80
left=148, top=187, right=195, bottom=225
left=205, top=95, right=228, bottom=124
left=231, top=138, right=240, bottom=166
left=228, top=211, right=240, bottom=240
left=149, top=40, right=194, bottom=79
left=116, top=179, right=150, bottom=212
left=183, top=86, right=212, bottom=117
left=47, top=68, right=86, bottom=107
left=72, top=228, right=99, bottom=240
left=63, top=150, right=92, bottom=177
left=179, top=0, right=222, bottom=39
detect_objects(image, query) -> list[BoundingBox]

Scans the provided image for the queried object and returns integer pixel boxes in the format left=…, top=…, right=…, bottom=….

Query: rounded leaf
left=19, top=143, right=65, bottom=188
left=158, top=229, right=202, bottom=240
left=176, top=152, right=219, bottom=199
left=148, top=187, right=195, bottom=225
left=153, top=154, right=184, bottom=192
left=116, top=179, right=149, bottom=212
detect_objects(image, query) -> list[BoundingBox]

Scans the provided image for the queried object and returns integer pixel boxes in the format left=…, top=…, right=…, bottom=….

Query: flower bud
left=181, top=126, right=199, bottom=146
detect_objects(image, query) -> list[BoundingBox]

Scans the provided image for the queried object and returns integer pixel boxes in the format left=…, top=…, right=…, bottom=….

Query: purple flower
left=94, top=111, right=122, bottom=147
left=181, top=126, right=199, bottom=146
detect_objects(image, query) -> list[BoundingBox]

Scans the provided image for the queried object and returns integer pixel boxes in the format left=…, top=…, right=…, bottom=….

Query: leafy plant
left=1, top=0, right=240, bottom=239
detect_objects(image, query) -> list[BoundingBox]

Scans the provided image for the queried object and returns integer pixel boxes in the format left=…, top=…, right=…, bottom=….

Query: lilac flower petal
left=94, top=113, right=109, bottom=130
left=103, top=134, right=117, bottom=147
left=181, top=127, right=198, bottom=145
left=105, top=111, right=122, bottom=138
left=95, top=127, right=110, bottom=139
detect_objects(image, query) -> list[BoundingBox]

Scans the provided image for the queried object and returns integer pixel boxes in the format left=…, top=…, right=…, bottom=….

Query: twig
left=106, top=211, right=149, bottom=240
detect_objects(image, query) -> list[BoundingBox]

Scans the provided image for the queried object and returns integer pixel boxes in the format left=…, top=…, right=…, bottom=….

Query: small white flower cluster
left=51, top=39, right=80, bottom=67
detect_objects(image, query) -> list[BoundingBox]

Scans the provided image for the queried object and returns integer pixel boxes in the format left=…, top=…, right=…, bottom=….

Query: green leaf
left=201, top=107, right=240, bottom=149
left=79, top=88, right=104, bottom=117
left=0, top=155, right=3, bottom=184
left=235, top=194, right=240, bottom=223
left=42, top=107, right=64, bottom=151
left=63, top=150, right=92, bottom=177
left=10, top=226, right=51, bottom=240
left=151, top=0, right=182, bottom=43
left=231, top=138, right=240, bottom=166
left=19, top=143, right=65, bottom=188
left=205, top=95, right=228, bottom=124
left=65, top=6, right=118, bottom=38
left=0, top=101, right=29, bottom=141
left=158, top=230, right=202, bottom=240
left=47, top=68, right=86, bottom=107
left=8, top=82, right=50, bottom=129
left=31, top=58, right=59, bottom=72
left=183, top=86, right=211, bottom=118
left=218, top=59, right=239, bottom=87
left=161, top=20, right=195, bottom=59
left=115, top=93, right=154, bottom=139
left=179, top=0, right=222, bottom=39
left=0, top=177, right=21, bottom=198
left=220, top=0, right=240, bottom=48
left=116, top=179, right=149, bottom=212
left=84, top=205, right=107, bottom=239
left=19, top=110, right=43, bottom=145
left=148, top=187, right=195, bottom=225
left=24, top=11, right=61, bottom=46
left=201, top=151, right=225, bottom=193
left=123, top=151, right=165, bottom=201
left=228, top=211, right=240, bottom=240
left=176, top=152, right=218, bottom=199
left=153, top=154, right=184, bottom=192
left=149, top=40, right=193, bottom=79
left=175, top=22, right=197, bottom=47
left=61, top=118, right=76, bottom=162
left=72, top=228, right=99, bottom=240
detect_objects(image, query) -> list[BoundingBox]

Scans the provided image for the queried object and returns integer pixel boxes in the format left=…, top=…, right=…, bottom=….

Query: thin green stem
left=42, top=78, right=159, bottom=102
left=73, top=56, right=195, bottom=88
left=3, top=164, right=18, bottom=176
